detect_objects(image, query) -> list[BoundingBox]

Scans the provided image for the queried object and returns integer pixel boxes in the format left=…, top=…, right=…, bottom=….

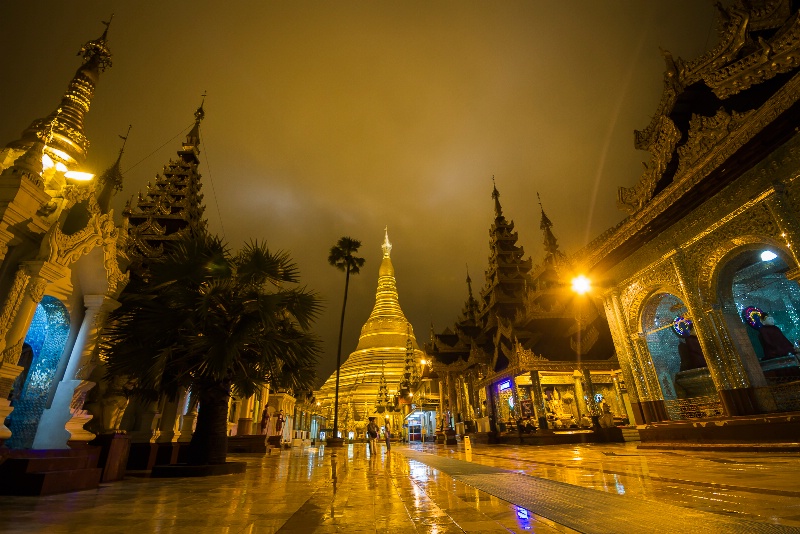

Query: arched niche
left=5, top=296, right=71, bottom=449
left=715, top=244, right=800, bottom=390
left=640, top=292, right=718, bottom=410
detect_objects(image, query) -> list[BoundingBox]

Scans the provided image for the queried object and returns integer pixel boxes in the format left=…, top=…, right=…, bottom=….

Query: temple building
left=0, top=23, right=131, bottom=492
left=427, top=186, right=625, bottom=442
left=582, top=0, right=800, bottom=443
left=315, top=230, right=428, bottom=440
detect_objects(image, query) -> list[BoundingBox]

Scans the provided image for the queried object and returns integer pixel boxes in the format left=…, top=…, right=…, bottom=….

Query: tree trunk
left=333, top=268, right=350, bottom=436
left=187, top=380, right=230, bottom=465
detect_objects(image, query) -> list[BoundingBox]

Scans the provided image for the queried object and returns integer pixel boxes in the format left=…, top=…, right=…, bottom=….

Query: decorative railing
left=664, top=394, right=724, bottom=420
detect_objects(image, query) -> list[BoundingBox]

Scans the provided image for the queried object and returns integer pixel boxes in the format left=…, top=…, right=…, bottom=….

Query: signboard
left=520, top=399, right=533, bottom=418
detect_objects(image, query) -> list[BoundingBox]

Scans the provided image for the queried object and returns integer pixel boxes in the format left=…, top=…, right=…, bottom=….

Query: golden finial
left=382, top=226, right=392, bottom=258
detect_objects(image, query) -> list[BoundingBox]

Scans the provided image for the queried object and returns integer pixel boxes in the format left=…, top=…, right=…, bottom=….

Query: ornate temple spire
left=400, top=324, right=419, bottom=392
left=183, top=95, right=205, bottom=153
left=7, top=20, right=113, bottom=167
left=382, top=226, right=392, bottom=258
left=355, top=231, right=418, bottom=351
left=538, top=192, right=564, bottom=265
left=124, top=102, right=207, bottom=272
left=96, top=125, right=130, bottom=213
left=492, top=177, right=503, bottom=218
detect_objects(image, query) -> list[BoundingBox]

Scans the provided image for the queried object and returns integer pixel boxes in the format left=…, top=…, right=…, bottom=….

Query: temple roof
left=124, top=101, right=207, bottom=270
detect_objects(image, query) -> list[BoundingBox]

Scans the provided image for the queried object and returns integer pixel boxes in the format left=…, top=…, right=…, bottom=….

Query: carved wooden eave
left=583, top=68, right=800, bottom=273
left=633, top=6, right=750, bottom=151
left=705, top=11, right=800, bottom=98
left=618, top=116, right=681, bottom=213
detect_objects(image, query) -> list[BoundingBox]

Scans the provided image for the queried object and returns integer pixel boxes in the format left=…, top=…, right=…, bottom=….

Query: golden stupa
left=316, top=229, right=423, bottom=433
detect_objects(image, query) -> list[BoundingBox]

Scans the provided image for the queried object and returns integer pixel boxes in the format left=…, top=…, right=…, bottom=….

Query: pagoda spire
left=382, top=226, right=392, bottom=258
left=355, top=230, right=418, bottom=351
left=7, top=20, right=113, bottom=167
left=124, top=102, right=208, bottom=273
left=96, top=125, right=131, bottom=213
left=538, top=192, right=564, bottom=265
left=492, top=176, right=503, bottom=218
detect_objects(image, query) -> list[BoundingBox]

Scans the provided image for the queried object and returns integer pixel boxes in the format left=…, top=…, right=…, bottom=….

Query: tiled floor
left=0, top=441, right=798, bottom=533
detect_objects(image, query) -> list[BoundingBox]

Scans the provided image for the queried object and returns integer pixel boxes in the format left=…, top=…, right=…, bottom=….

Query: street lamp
left=571, top=275, right=591, bottom=295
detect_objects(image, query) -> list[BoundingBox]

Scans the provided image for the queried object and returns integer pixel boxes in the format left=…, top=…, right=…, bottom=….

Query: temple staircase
left=620, top=427, right=641, bottom=442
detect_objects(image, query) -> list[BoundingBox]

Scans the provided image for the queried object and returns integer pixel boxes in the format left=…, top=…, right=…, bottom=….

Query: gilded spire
left=7, top=21, right=113, bottom=167
left=355, top=231, right=418, bottom=351
left=382, top=226, right=392, bottom=258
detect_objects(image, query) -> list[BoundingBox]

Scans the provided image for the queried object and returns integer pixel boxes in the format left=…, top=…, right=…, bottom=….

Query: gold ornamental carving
left=0, top=267, right=32, bottom=339
left=26, top=277, right=48, bottom=303
left=617, top=116, right=680, bottom=214
left=705, top=11, right=800, bottom=98
left=675, top=108, right=754, bottom=178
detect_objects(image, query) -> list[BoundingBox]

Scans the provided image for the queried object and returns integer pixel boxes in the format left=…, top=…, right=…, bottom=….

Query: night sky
left=0, top=2, right=717, bottom=385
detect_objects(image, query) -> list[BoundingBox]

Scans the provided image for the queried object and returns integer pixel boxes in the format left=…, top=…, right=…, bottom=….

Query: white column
left=33, top=295, right=119, bottom=449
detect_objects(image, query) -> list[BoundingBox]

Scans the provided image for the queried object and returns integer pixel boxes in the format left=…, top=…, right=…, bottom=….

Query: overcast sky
left=0, top=1, right=718, bottom=384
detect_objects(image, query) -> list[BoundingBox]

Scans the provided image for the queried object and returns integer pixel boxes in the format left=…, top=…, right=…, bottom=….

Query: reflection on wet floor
left=410, top=441, right=800, bottom=527
left=0, top=441, right=797, bottom=533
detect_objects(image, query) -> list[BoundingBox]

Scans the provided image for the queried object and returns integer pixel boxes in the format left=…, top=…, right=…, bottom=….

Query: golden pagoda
left=316, top=229, right=424, bottom=436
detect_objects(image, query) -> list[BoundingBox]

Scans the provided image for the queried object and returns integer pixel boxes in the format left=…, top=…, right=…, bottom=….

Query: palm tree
left=327, top=237, right=365, bottom=440
left=103, top=230, right=321, bottom=465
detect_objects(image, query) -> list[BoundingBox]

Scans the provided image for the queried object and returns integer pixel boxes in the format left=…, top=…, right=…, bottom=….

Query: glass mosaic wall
left=5, top=296, right=71, bottom=449
left=732, top=257, right=800, bottom=358
left=643, top=293, right=685, bottom=401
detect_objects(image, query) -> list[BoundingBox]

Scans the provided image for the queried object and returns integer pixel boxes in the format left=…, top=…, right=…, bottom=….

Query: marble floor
left=0, top=441, right=797, bottom=533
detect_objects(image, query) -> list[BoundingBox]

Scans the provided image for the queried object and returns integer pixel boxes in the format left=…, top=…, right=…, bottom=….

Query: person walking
left=260, top=410, right=269, bottom=435
left=367, top=417, right=379, bottom=456
left=384, top=423, right=392, bottom=451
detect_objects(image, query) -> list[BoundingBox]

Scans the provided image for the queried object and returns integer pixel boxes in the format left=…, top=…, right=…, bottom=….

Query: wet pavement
left=0, top=441, right=797, bottom=533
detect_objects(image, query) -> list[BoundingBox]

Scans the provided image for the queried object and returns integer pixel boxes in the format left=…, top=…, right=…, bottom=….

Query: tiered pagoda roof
left=429, top=186, right=615, bottom=377
left=123, top=104, right=207, bottom=272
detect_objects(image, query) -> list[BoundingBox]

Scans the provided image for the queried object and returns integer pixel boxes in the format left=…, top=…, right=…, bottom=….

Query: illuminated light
left=571, top=275, right=591, bottom=295
left=64, top=171, right=94, bottom=181
left=41, top=154, right=54, bottom=170
left=498, top=379, right=511, bottom=391
left=409, top=392, right=413, bottom=397
left=420, top=359, right=427, bottom=365
left=761, top=251, right=778, bottom=262
left=55, top=162, right=68, bottom=173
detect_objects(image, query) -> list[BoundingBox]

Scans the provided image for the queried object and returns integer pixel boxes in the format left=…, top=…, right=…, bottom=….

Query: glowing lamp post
left=571, top=275, right=591, bottom=295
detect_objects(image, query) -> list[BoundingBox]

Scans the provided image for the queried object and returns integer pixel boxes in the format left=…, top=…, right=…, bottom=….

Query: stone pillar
left=155, top=396, right=182, bottom=443
left=34, top=295, right=119, bottom=449
left=671, top=252, right=756, bottom=416
left=0, top=261, right=67, bottom=444
left=630, top=335, right=669, bottom=422
left=178, top=390, right=198, bottom=443
left=236, top=395, right=254, bottom=436
left=509, top=375, right=521, bottom=420
left=582, top=369, right=597, bottom=415
left=572, top=370, right=586, bottom=420
left=605, top=293, right=651, bottom=424
left=453, top=375, right=463, bottom=422
left=529, top=371, right=546, bottom=421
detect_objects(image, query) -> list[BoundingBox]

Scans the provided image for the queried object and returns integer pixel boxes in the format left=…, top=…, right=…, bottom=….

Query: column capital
left=83, top=294, right=120, bottom=312
left=21, top=260, right=69, bottom=284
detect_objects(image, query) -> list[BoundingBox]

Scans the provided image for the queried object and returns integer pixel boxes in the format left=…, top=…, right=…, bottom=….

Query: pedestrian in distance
left=367, top=417, right=379, bottom=456
left=384, top=423, right=392, bottom=451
